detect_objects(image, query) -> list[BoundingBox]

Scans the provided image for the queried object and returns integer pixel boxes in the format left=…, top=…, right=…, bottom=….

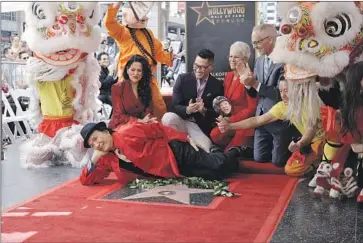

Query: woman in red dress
left=321, top=61, right=363, bottom=202
left=340, top=61, right=363, bottom=202
left=109, top=55, right=158, bottom=129
left=210, top=42, right=257, bottom=150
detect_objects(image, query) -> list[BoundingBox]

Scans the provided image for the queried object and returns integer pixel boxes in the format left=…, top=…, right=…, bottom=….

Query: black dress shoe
left=227, top=146, right=254, bottom=160
left=210, top=144, right=224, bottom=153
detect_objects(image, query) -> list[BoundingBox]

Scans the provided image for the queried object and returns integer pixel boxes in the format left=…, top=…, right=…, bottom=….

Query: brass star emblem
left=190, top=1, right=215, bottom=26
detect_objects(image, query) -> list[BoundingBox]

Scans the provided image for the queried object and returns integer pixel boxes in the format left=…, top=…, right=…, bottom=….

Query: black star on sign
left=190, top=1, right=215, bottom=26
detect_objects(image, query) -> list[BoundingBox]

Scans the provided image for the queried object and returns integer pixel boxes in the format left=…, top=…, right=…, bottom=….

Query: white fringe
left=20, top=125, right=91, bottom=168
left=71, top=55, right=101, bottom=124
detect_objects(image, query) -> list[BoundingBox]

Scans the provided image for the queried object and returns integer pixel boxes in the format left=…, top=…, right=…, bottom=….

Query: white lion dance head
left=22, top=2, right=102, bottom=168
left=24, top=2, right=101, bottom=63
left=270, top=2, right=363, bottom=127
left=271, top=1, right=363, bottom=78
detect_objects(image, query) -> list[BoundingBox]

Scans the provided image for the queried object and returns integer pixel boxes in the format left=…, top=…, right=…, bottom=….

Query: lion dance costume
left=271, top=1, right=363, bottom=202
left=22, top=2, right=102, bottom=167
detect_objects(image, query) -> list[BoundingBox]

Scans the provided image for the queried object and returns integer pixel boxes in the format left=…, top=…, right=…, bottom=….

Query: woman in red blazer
left=210, top=42, right=257, bottom=150
left=109, top=55, right=165, bottom=129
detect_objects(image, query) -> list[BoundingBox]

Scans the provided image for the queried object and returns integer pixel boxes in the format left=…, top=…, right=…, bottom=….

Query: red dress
left=80, top=122, right=188, bottom=185
left=210, top=72, right=257, bottom=150
left=109, top=81, right=153, bottom=129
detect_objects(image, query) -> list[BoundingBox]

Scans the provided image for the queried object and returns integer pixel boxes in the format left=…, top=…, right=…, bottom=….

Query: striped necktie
left=264, top=56, right=271, bottom=81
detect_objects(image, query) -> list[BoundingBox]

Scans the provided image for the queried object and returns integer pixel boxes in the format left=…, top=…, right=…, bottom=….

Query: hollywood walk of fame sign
left=103, top=184, right=215, bottom=206
left=186, top=1, right=256, bottom=82
left=190, top=1, right=247, bottom=26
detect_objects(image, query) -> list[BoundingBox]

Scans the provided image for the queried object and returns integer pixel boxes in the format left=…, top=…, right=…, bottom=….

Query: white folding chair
left=2, top=90, right=32, bottom=143
left=10, top=88, right=31, bottom=116
left=101, top=103, right=112, bottom=120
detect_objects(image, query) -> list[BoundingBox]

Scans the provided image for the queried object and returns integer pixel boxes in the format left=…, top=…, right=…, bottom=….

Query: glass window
left=1, top=12, right=17, bottom=21
left=160, top=2, right=186, bottom=92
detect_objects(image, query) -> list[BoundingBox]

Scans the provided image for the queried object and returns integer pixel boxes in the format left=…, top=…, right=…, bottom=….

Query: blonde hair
left=230, top=41, right=251, bottom=59
left=286, top=79, right=324, bottom=128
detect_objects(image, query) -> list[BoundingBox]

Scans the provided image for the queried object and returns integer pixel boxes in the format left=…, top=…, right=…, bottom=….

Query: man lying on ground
left=79, top=121, right=253, bottom=185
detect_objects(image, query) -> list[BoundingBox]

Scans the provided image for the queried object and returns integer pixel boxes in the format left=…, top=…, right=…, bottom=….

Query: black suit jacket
left=99, top=67, right=117, bottom=95
left=171, top=72, right=224, bottom=136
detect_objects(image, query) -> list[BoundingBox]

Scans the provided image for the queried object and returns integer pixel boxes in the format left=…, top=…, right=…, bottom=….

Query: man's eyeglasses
left=193, top=64, right=211, bottom=71
left=252, top=36, right=270, bottom=46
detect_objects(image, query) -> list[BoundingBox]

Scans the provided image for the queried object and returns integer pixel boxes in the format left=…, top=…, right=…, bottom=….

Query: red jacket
left=80, top=122, right=188, bottom=185
left=109, top=81, right=154, bottom=129
left=224, top=72, right=257, bottom=125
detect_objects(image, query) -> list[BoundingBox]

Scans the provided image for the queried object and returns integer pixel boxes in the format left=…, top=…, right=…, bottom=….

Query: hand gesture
left=240, top=62, right=255, bottom=86
left=216, top=116, right=230, bottom=133
left=288, top=140, right=301, bottom=153
left=187, top=99, right=199, bottom=114
left=112, top=2, right=122, bottom=8
left=91, top=150, right=109, bottom=164
left=138, top=113, right=157, bottom=123
left=196, top=98, right=205, bottom=113
left=187, top=136, right=208, bottom=152
left=236, top=60, right=247, bottom=77
left=188, top=136, right=199, bottom=151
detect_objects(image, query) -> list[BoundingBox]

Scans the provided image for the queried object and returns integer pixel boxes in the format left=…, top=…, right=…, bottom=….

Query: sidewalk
left=1, top=139, right=80, bottom=210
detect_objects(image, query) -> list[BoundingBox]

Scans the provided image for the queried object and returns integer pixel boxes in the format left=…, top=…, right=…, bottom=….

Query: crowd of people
left=81, top=14, right=362, bottom=205
left=2, top=2, right=362, bottom=203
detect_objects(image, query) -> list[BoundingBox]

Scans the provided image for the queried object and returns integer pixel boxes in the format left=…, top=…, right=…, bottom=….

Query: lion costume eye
left=63, top=2, right=80, bottom=12
left=287, top=6, right=302, bottom=24
left=324, top=13, right=352, bottom=37
left=32, top=2, right=46, bottom=20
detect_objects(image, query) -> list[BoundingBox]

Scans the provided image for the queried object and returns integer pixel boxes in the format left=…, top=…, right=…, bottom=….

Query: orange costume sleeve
left=104, top=5, right=170, bottom=120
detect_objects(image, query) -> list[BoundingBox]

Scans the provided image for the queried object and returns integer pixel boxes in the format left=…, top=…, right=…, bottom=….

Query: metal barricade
left=1, top=60, right=27, bottom=90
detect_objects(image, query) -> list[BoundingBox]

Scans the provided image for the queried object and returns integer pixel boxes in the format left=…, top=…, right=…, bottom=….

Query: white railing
left=1, top=60, right=28, bottom=90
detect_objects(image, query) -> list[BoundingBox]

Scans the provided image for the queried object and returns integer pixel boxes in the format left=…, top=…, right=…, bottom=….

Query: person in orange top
left=109, top=55, right=157, bottom=129
left=210, top=42, right=257, bottom=151
left=104, top=2, right=173, bottom=120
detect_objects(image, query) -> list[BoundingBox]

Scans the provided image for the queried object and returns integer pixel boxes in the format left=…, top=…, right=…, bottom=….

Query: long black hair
left=122, top=54, right=152, bottom=108
left=341, top=61, right=363, bottom=138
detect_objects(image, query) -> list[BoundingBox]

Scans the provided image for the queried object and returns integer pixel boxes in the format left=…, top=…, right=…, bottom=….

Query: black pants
left=98, top=94, right=112, bottom=106
left=168, top=140, right=239, bottom=180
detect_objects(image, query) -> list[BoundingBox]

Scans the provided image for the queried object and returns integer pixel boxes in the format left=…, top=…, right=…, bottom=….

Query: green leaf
left=126, top=177, right=238, bottom=197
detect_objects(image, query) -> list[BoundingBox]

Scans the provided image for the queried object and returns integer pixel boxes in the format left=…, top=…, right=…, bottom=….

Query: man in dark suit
left=162, top=49, right=224, bottom=153
left=242, top=24, right=293, bottom=167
